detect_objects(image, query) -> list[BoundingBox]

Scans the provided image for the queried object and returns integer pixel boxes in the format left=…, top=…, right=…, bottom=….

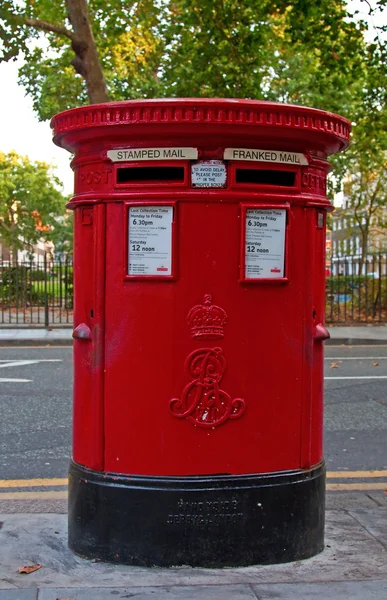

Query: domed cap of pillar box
left=51, top=98, right=351, bottom=157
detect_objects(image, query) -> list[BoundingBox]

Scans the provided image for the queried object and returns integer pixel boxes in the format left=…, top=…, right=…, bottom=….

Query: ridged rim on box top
left=51, top=98, right=351, bottom=152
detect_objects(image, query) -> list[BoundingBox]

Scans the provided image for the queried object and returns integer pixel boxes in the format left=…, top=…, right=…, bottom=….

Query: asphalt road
left=325, top=345, right=387, bottom=473
left=0, top=345, right=387, bottom=480
left=0, top=347, right=72, bottom=480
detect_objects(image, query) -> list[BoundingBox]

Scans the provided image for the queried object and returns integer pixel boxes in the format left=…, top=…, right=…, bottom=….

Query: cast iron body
left=51, top=98, right=350, bottom=567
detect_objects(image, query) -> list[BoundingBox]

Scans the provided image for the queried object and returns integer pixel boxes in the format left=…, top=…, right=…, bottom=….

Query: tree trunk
left=11, top=244, right=18, bottom=267
left=66, top=0, right=109, bottom=104
left=359, top=228, right=369, bottom=276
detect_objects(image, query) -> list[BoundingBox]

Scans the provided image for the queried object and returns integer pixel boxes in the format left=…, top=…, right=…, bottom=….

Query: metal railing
left=1, top=253, right=386, bottom=327
left=0, top=254, right=73, bottom=327
left=326, top=254, right=387, bottom=324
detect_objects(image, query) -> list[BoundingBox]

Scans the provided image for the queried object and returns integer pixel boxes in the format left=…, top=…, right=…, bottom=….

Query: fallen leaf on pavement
left=330, top=362, right=340, bottom=369
left=18, top=564, right=42, bottom=574
left=373, top=362, right=379, bottom=367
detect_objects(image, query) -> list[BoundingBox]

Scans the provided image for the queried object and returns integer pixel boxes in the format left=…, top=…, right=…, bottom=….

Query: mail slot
left=51, top=98, right=350, bottom=567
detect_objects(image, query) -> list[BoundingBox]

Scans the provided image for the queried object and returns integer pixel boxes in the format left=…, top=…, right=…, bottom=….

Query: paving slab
left=367, top=492, right=387, bottom=507
left=252, top=580, right=387, bottom=599
left=325, top=492, right=382, bottom=510
left=0, top=511, right=386, bottom=590
left=0, top=591, right=37, bottom=600
left=349, top=508, right=387, bottom=550
left=37, top=584, right=257, bottom=600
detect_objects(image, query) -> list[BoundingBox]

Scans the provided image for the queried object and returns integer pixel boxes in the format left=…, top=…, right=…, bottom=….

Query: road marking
left=327, top=483, right=387, bottom=491
left=0, top=471, right=386, bottom=491
left=0, top=359, right=62, bottom=383
left=325, top=376, right=387, bottom=380
left=327, top=470, right=387, bottom=478
left=0, top=359, right=62, bottom=369
left=0, top=485, right=385, bottom=498
left=0, top=378, right=32, bottom=383
left=325, top=357, right=387, bottom=360
left=0, top=346, right=71, bottom=349
left=0, top=478, right=68, bottom=488
left=0, top=491, right=68, bottom=500
left=326, top=345, right=387, bottom=348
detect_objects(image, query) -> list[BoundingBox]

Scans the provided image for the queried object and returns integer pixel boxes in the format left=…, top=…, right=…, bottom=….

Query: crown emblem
left=187, top=295, right=227, bottom=340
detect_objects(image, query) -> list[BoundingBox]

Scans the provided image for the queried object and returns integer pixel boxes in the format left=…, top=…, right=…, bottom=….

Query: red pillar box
left=51, top=99, right=350, bottom=567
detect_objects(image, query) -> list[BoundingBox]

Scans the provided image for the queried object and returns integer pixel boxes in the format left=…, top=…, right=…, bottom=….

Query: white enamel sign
left=108, top=147, right=198, bottom=162
left=191, top=160, right=227, bottom=188
left=128, top=206, right=173, bottom=276
left=224, top=148, right=308, bottom=165
left=245, top=209, right=286, bottom=279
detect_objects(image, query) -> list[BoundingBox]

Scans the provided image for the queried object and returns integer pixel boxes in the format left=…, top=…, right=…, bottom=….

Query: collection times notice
left=128, top=206, right=173, bottom=276
left=245, top=209, right=286, bottom=279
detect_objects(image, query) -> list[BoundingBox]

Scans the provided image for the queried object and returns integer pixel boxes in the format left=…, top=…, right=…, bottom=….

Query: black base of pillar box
left=68, top=460, right=326, bottom=567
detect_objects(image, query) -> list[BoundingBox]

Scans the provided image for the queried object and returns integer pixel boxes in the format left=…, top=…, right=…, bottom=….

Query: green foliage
left=0, top=151, right=68, bottom=255
left=0, top=0, right=384, bottom=120
left=0, top=265, right=35, bottom=303
left=328, top=26, right=387, bottom=256
left=0, top=0, right=166, bottom=118
left=158, top=0, right=369, bottom=114
left=31, top=276, right=73, bottom=307
left=19, top=47, right=87, bottom=120
left=49, top=210, right=73, bottom=257
left=1, top=0, right=386, bottom=240
left=0, top=261, right=74, bottom=308
left=326, top=275, right=387, bottom=323
left=327, top=274, right=384, bottom=292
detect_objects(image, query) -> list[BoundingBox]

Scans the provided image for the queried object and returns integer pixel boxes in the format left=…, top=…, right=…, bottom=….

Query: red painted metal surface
left=52, top=99, right=350, bottom=477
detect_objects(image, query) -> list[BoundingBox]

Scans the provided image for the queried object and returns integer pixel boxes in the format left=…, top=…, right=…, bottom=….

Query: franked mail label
left=191, top=160, right=227, bottom=188
left=128, top=206, right=173, bottom=276
left=224, top=148, right=308, bottom=165
left=245, top=209, right=286, bottom=279
left=108, top=147, right=198, bottom=162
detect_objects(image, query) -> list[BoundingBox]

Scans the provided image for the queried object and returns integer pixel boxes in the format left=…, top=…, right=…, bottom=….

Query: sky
left=0, top=0, right=384, bottom=200
left=0, top=59, right=74, bottom=195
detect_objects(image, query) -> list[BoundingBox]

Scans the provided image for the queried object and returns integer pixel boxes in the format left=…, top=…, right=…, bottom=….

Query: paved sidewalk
left=328, top=324, right=387, bottom=345
left=0, top=324, right=386, bottom=598
left=0, top=505, right=386, bottom=599
left=0, top=324, right=387, bottom=346
left=0, top=327, right=72, bottom=346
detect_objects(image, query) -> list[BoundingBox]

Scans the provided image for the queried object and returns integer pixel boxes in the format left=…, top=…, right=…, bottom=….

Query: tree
left=0, top=151, right=68, bottom=260
left=1, top=2, right=386, bottom=255
left=50, top=209, right=73, bottom=256
left=0, top=0, right=165, bottom=119
left=0, top=0, right=381, bottom=120
left=328, top=22, right=387, bottom=268
left=344, top=161, right=387, bottom=268
left=160, top=0, right=369, bottom=115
